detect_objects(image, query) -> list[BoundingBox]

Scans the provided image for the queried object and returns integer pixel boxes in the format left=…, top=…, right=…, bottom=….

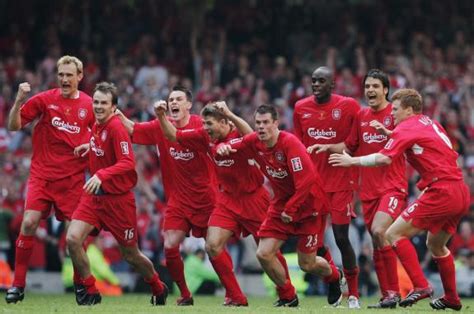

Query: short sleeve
left=20, top=94, right=45, bottom=127
left=379, top=128, right=413, bottom=159
left=132, top=120, right=163, bottom=145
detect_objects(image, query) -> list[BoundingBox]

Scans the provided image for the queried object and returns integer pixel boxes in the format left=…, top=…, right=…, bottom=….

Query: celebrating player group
left=5, top=55, right=468, bottom=311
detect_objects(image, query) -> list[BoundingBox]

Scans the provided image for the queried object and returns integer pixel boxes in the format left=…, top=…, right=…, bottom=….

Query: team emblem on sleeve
left=229, top=138, right=243, bottom=144
left=120, top=142, right=130, bottom=155
left=290, top=157, right=303, bottom=172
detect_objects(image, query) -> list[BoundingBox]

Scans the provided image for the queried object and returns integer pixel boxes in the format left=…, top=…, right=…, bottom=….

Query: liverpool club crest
left=78, top=108, right=88, bottom=120
left=332, top=109, right=341, bottom=120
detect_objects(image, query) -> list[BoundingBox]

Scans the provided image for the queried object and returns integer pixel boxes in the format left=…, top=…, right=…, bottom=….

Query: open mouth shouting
left=169, top=106, right=181, bottom=119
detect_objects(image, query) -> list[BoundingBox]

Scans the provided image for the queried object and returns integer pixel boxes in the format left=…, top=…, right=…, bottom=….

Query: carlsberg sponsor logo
left=307, top=128, right=336, bottom=140
left=51, top=117, right=80, bottom=134
left=214, top=158, right=234, bottom=167
left=265, top=166, right=288, bottom=179
left=362, top=132, right=387, bottom=143
left=169, top=147, right=194, bottom=161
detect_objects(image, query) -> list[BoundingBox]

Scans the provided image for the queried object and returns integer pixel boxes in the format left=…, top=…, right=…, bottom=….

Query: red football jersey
left=20, top=89, right=94, bottom=180
left=380, top=115, right=463, bottom=190
left=132, top=115, right=215, bottom=210
left=293, top=94, right=360, bottom=192
left=345, top=105, right=407, bottom=200
left=229, top=131, right=329, bottom=222
left=177, top=128, right=264, bottom=194
left=89, top=115, right=137, bottom=194
left=177, top=127, right=266, bottom=221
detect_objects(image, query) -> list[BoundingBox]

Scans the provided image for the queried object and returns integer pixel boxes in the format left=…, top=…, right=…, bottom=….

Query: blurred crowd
left=0, top=0, right=472, bottom=296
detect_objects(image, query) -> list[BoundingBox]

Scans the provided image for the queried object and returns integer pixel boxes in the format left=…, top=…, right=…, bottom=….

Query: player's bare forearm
left=229, top=113, right=253, bottom=135
left=115, top=110, right=135, bottom=135
left=328, top=142, right=348, bottom=153
left=214, top=101, right=253, bottom=135
left=7, top=100, right=22, bottom=131
left=329, top=151, right=391, bottom=167
left=157, top=114, right=177, bottom=142
left=9, top=82, right=31, bottom=131
left=307, top=142, right=348, bottom=154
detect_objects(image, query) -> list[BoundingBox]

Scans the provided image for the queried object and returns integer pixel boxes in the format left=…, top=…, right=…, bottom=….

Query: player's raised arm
left=154, top=100, right=177, bottom=142
left=115, top=109, right=135, bottom=136
left=8, top=82, right=31, bottom=131
left=213, top=101, right=253, bottom=135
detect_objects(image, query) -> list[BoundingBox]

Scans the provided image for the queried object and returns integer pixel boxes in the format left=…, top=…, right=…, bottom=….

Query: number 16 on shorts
left=124, top=228, right=135, bottom=240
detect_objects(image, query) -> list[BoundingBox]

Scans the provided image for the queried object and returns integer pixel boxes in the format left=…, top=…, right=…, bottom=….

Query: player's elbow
left=163, top=133, right=176, bottom=142
left=377, top=154, right=392, bottom=166
left=169, top=134, right=177, bottom=142
left=7, top=121, right=21, bottom=131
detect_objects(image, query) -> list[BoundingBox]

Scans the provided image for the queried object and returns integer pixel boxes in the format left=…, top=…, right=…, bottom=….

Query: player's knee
left=256, top=248, right=273, bottom=263
left=66, top=231, right=82, bottom=249
left=21, top=215, right=40, bottom=234
left=298, top=259, right=314, bottom=273
left=122, top=252, right=134, bottom=264
left=371, top=226, right=386, bottom=246
left=164, top=236, right=181, bottom=249
left=205, top=241, right=221, bottom=257
left=426, top=238, right=444, bottom=255
left=121, top=248, right=138, bottom=263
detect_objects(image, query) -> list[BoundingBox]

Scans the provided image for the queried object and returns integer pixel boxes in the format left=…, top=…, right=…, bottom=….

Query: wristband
left=360, top=154, right=377, bottom=166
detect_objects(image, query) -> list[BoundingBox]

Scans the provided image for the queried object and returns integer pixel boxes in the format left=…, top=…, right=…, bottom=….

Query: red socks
left=12, top=234, right=35, bottom=288
left=276, top=251, right=291, bottom=280
left=392, top=238, right=429, bottom=289
left=433, top=252, right=460, bottom=304
left=344, top=267, right=360, bottom=298
left=276, top=279, right=296, bottom=300
left=323, top=263, right=340, bottom=283
left=210, top=250, right=246, bottom=301
left=82, top=275, right=99, bottom=294
left=373, top=249, right=389, bottom=296
left=164, top=247, right=191, bottom=298
left=275, top=251, right=295, bottom=299
left=144, top=272, right=165, bottom=295
left=380, top=245, right=400, bottom=293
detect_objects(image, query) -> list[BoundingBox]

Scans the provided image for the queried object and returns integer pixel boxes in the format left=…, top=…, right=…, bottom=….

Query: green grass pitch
left=2, top=294, right=473, bottom=313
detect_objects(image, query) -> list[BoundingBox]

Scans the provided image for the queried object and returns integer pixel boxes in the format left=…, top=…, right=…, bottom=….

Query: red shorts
left=361, top=191, right=406, bottom=230
left=72, top=192, right=137, bottom=246
left=163, top=205, right=213, bottom=238
left=401, top=180, right=469, bottom=235
left=316, top=213, right=329, bottom=248
left=25, top=174, right=84, bottom=221
left=326, top=190, right=355, bottom=225
left=258, top=214, right=324, bottom=254
left=208, top=206, right=262, bottom=238
left=209, top=187, right=269, bottom=238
